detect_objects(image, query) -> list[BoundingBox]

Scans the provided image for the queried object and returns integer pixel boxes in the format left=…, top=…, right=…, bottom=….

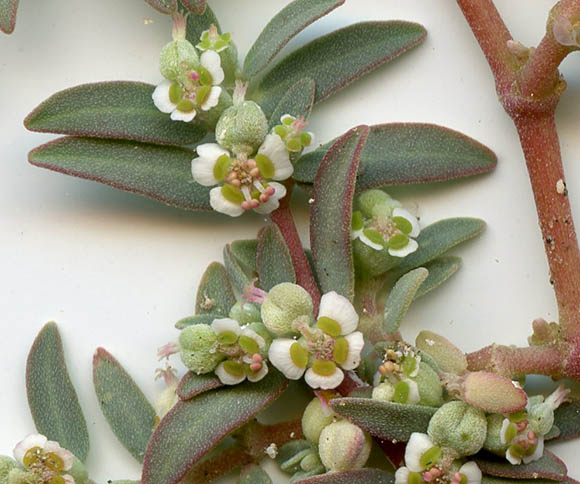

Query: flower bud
left=428, top=401, right=487, bottom=456
left=215, top=101, right=268, bottom=156
left=528, top=402, right=555, bottom=436
left=356, top=189, right=401, bottom=218
left=353, top=239, right=398, bottom=277
left=179, top=324, right=224, bottom=374
left=261, top=283, right=313, bottom=336
left=0, top=457, right=16, bottom=484
left=302, top=395, right=337, bottom=444
left=318, top=421, right=372, bottom=472
left=159, top=39, right=199, bottom=81
left=413, top=361, right=443, bottom=407
left=372, top=381, right=395, bottom=402
left=229, top=301, right=262, bottom=325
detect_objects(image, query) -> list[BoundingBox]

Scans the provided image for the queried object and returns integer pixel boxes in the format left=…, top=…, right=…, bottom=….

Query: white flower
left=506, top=435, right=544, bottom=465
left=405, top=432, right=439, bottom=472
left=351, top=210, right=384, bottom=251
left=388, top=208, right=420, bottom=257
left=305, top=366, right=345, bottom=390
left=211, top=317, right=241, bottom=345
left=317, top=291, right=359, bottom=336
left=268, top=338, right=308, bottom=380
left=14, top=433, right=74, bottom=477
left=192, top=134, right=292, bottom=217
left=215, top=360, right=246, bottom=385
left=155, top=367, right=179, bottom=419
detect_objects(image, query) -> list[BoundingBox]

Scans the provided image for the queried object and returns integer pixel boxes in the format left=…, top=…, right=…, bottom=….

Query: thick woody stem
left=270, top=183, right=322, bottom=311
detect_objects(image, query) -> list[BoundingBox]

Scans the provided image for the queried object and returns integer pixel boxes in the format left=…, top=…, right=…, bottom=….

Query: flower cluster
left=0, top=434, right=88, bottom=484
left=152, top=17, right=228, bottom=122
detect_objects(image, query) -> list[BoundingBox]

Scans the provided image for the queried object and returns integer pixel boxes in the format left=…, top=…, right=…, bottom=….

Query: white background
left=1, top=0, right=579, bottom=482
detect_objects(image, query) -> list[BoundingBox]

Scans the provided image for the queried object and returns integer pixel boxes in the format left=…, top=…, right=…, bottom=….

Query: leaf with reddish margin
left=294, top=469, right=394, bottom=483
left=553, top=399, right=580, bottom=440
left=26, top=323, right=90, bottom=462
left=476, top=450, right=567, bottom=481
left=195, top=262, right=236, bottom=316
left=329, top=397, right=436, bottom=442
left=0, top=0, right=18, bottom=34
left=144, top=0, right=176, bottom=14
left=243, top=0, right=345, bottom=78
left=183, top=1, right=221, bottom=46
left=176, top=371, right=222, bottom=401
left=310, top=126, right=369, bottom=300
left=182, top=0, right=206, bottom=14
left=28, top=137, right=212, bottom=211
left=24, top=82, right=206, bottom=146
left=293, top=123, right=497, bottom=188
left=462, top=371, right=527, bottom=413
left=250, top=22, right=426, bottom=116
left=383, top=268, right=429, bottom=335
left=93, top=348, right=157, bottom=462
left=141, top=371, right=287, bottom=484
left=257, top=224, right=296, bottom=291
left=482, top=476, right=579, bottom=484
left=268, top=78, right=316, bottom=130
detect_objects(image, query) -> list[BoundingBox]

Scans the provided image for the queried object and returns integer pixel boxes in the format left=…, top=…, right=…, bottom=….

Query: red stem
left=270, top=184, right=322, bottom=311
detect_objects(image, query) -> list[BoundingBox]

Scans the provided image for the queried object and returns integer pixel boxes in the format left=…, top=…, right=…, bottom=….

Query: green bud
left=159, top=39, right=199, bottom=81
left=428, top=401, right=487, bottom=456
left=215, top=101, right=268, bottom=156
left=229, top=301, right=262, bottom=325
left=483, top=413, right=507, bottom=455
left=179, top=324, right=224, bottom=374
left=302, top=396, right=337, bottom=444
left=528, top=402, right=555, bottom=436
left=372, top=381, right=395, bottom=402
left=318, top=421, right=372, bottom=472
left=353, top=238, right=399, bottom=278
left=356, top=190, right=401, bottom=218
left=413, top=361, right=443, bottom=407
left=261, top=283, right=313, bottom=336
left=0, top=457, right=16, bottom=484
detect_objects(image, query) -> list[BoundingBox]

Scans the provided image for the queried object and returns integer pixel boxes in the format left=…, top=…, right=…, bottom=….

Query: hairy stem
left=270, top=183, right=322, bottom=311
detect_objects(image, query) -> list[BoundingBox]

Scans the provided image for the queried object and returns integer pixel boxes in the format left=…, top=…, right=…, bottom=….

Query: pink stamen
left=247, top=159, right=257, bottom=169
left=291, top=115, right=309, bottom=133
left=155, top=366, right=178, bottom=388
left=243, top=279, right=268, bottom=304
left=188, top=70, right=201, bottom=82
left=252, top=353, right=263, bottom=363
left=157, top=342, right=179, bottom=360
left=241, top=201, right=252, bottom=210
left=430, top=468, right=441, bottom=477
left=260, top=193, right=270, bottom=203
left=516, top=421, right=528, bottom=432
left=266, top=186, right=275, bottom=196
left=527, top=431, right=535, bottom=440
left=250, top=168, right=260, bottom=178
left=230, top=179, right=241, bottom=187
left=422, top=472, right=434, bottom=482
left=250, top=362, right=262, bottom=372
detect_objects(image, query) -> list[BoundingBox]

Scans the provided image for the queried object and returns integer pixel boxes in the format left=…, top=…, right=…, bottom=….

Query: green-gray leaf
left=182, top=0, right=206, bottom=14
left=250, top=22, right=426, bottom=116
left=329, top=398, right=436, bottom=442
left=93, top=348, right=157, bottom=462
left=26, top=323, right=89, bottom=461
left=230, top=239, right=258, bottom=275
left=176, top=371, right=222, bottom=400
left=554, top=399, right=580, bottom=440
left=223, top=244, right=253, bottom=294
left=257, top=224, right=296, bottom=291
left=384, top=268, right=429, bottom=334
left=29, top=137, right=211, bottom=211
left=394, top=218, right=486, bottom=274
left=310, top=126, right=369, bottom=300
left=24, top=82, right=206, bottom=146
left=183, top=1, right=221, bottom=45
left=293, top=123, right=497, bottom=188
left=195, top=262, right=236, bottom=315
left=0, top=0, right=18, bottom=34
left=243, top=0, right=344, bottom=79
left=239, top=464, right=273, bottom=484
left=144, top=0, right=176, bottom=14
left=475, top=450, right=567, bottom=481
left=295, top=469, right=394, bottom=483
left=141, top=371, right=287, bottom=484
left=414, top=256, right=462, bottom=299
left=268, top=78, right=316, bottom=130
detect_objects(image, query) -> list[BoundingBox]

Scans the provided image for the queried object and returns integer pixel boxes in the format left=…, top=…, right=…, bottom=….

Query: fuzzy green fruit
left=179, top=324, right=224, bottom=374
left=302, top=396, right=337, bottom=444
left=261, top=283, right=313, bottom=336
left=159, top=39, right=199, bottom=81
left=215, top=101, right=268, bottom=156
left=318, top=421, right=372, bottom=472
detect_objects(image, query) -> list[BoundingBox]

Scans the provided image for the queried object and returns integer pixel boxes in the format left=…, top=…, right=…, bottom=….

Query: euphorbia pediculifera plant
left=4, top=0, right=580, bottom=483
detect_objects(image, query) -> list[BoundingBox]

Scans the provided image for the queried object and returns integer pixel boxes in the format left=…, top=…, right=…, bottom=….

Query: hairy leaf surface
left=268, top=78, right=316, bottom=130
left=414, top=256, right=462, bottom=299
left=476, top=450, right=567, bottom=481
left=295, top=469, right=394, bottom=483
left=257, top=224, right=296, bottom=291
left=195, top=262, right=236, bottom=316
left=383, top=268, right=429, bottom=334
left=0, top=0, right=18, bottom=34
left=176, top=371, right=223, bottom=400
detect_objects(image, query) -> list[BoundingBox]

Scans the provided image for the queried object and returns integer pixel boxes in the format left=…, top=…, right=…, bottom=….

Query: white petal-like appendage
left=388, top=238, right=419, bottom=258
left=209, top=186, right=245, bottom=217
left=170, top=108, right=197, bottom=122
left=459, top=462, right=482, bottom=484
left=192, top=143, right=227, bottom=187
left=268, top=339, right=307, bottom=380
left=14, top=433, right=48, bottom=464
left=500, top=418, right=512, bottom=445
left=247, top=362, right=269, bottom=382
left=405, top=432, right=435, bottom=472
left=351, top=228, right=363, bottom=241
left=552, top=16, right=580, bottom=47
left=392, top=207, right=420, bottom=237
left=44, top=440, right=74, bottom=470
left=197, top=143, right=230, bottom=160
left=258, top=134, right=293, bottom=181
left=240, top=327, right=266, bottom=349
left=63, top=475, right=76, bottom=484
left=201, top=86, right=222, bottom=111
left=404, top=378, right=420, bottom=404
left=506, top=446, right=522, bottom=465
left=318, top=291, right=359, bottom=335
left=211, top=318, right=241, bottom=337
left=359, top=232, right=384, bottom=251
left=305, top=367, right=344, bottom=390
left=395, top=467, right=410, bottom=484
left=253, top=182, right=287, bottom=215
left=215, top=362, right=246, bottom=385
left=522, top=436, right=544, bottom=464
left=201, top=50, right=225, bottom=85
left=152, top=79, right=176, bottom=113
left=340, top=331, right=364, bottom=370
